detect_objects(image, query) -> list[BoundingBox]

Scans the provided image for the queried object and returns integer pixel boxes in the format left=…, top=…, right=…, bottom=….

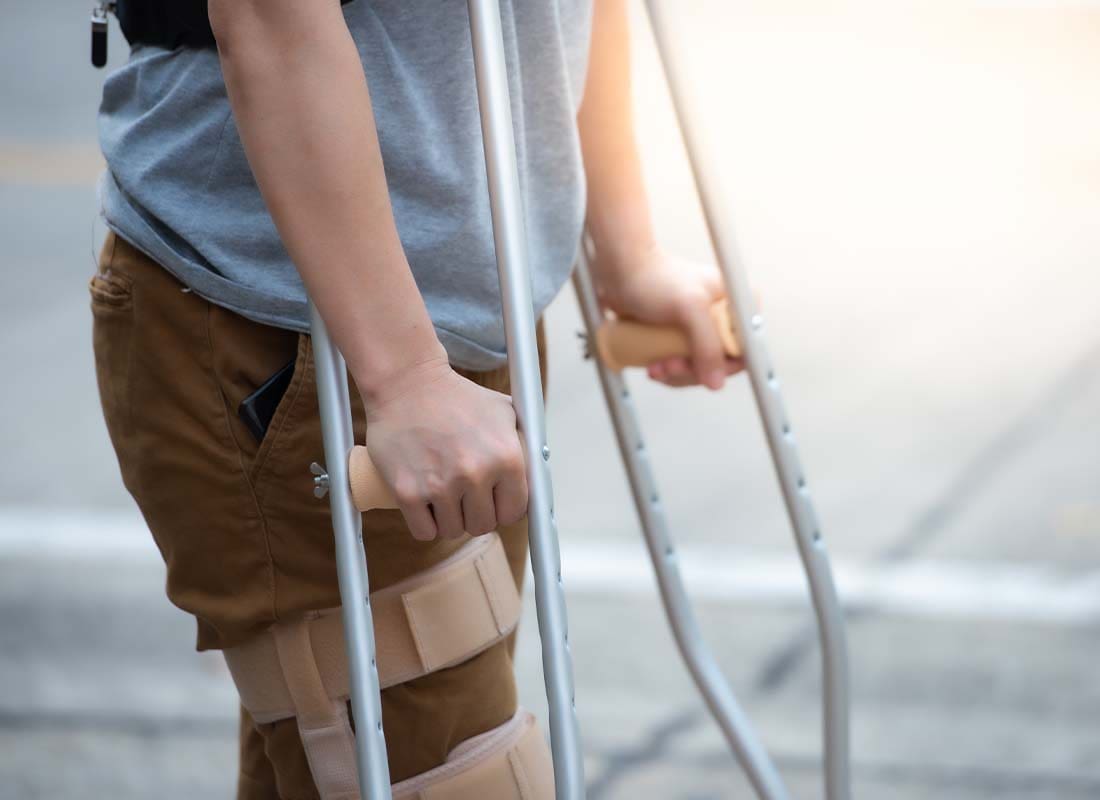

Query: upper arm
left=209, top=0, right=349, bottom=54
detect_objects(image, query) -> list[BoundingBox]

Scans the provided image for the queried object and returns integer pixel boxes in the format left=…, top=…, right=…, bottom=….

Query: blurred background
left=2, top=0, right=1098, bottom=798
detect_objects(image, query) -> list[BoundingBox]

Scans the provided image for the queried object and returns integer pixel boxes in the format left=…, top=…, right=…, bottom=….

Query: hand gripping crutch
left=308, top=1, right=585, bottom=798
left=572, top=4, right=853, bottom=799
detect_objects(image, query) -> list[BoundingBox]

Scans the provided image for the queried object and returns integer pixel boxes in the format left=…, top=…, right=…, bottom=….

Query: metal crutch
left=466, top=0, right=586, bottom=796
left=310, top=1, right=586, bottom=798
left=573, top=3, right=853, bottom=799
left=574, top=252, right=789, bottom=800
left=311, top=306, right=393, bottom=800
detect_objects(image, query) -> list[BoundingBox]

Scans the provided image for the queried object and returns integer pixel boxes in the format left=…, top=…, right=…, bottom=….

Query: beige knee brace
left=391, top=710, right=553, bottom=800
left=222, top=532, right=553, bottom=800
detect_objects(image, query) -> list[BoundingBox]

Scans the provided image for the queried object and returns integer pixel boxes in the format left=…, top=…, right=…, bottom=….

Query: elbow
left=209, top=0, right=340, bottom=55
left=208, top=0, right=291, bottom=55
left=207, top=0, right=254, bottom=50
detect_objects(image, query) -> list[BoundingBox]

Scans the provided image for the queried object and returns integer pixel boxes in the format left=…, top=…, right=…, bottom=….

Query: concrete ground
left=1, top=1, right=1098, bottom=798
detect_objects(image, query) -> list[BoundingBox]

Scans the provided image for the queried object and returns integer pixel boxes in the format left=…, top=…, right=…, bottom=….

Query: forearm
left=577, top=0, right=657, bottom=276
left=211, top=0, right=444, bottom=404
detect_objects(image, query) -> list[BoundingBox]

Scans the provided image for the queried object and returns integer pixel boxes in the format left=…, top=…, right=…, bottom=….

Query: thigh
left=91, top=231, right=294, bottom=650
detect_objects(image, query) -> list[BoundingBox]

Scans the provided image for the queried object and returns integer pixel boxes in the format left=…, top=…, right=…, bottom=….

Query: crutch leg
left=310, top=302, right=393, bottom=800
left=311, top=3, right=584, bottom=797
left=466, top=1, right=587, bottom=798
left=573, top=252, right=790, bottom=800
left=641, top=4, right=853, bottom=799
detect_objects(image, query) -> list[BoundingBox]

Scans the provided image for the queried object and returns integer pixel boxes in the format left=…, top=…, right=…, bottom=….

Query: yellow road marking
left=0, top=141, right=104, bottom=187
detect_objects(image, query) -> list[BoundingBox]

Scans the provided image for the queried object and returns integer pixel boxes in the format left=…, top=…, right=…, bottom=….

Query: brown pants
left=90, top=232, right=542, bottom=798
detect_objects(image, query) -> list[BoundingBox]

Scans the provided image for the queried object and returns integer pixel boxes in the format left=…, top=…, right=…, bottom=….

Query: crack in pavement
left=677, top=748, right=1100, bottom=795
left=586, top=708, right=705, bottom=800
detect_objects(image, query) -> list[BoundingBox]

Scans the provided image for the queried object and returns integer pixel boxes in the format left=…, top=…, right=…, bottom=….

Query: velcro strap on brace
left=223, top=532, right=521, bottom=800
left=392, top=710, right=554, bottom=800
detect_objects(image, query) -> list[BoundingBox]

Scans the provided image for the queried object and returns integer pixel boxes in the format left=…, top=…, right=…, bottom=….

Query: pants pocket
left=205, top=301, right=306, bottom=484
left=89, top=236, right=136, bottom=441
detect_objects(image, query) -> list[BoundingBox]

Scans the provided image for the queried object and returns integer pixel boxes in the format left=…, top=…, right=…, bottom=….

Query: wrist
left=352, top=339, right=451, bottom=415
left=586, top=215, right=659, bottom=280
left=589, top=235, right=660, bottom=295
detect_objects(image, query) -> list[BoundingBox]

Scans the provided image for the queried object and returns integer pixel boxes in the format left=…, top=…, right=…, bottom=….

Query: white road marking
left=560, top=541, right=1100, bottom=626
left=0, top=508, right=157, bottom=559
left=2, top=508, right=1098, bottom=626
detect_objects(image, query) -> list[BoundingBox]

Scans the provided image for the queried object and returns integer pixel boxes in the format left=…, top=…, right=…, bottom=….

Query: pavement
left=1, top=1, right=1098, bottom=798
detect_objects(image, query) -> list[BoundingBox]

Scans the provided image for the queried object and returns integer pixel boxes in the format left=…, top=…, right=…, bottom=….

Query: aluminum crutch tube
left=574, top=251, right=790, bottom=800
left=309, top=302, right=393, bottom=799
left=466, top=0, right=587, bottom=798
left=642, top=3, right=853, bottom=799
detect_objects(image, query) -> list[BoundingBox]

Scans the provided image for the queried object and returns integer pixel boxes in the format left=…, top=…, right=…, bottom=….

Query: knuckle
left=392, top=477, right=424, bottom=508
left=499, top=451, right=523, bottom=481
left=499, top=441, right=526, bottom=473
left=424, top=473, right=449, bottom=500
left=457, top=454, right=489, bottom=486
left=507, top=458, right=527, bottom=482
left=453, top=450, right=478, bottom=476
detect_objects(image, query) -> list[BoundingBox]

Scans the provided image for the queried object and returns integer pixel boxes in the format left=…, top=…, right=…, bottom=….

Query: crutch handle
left=594, top=299, right=740, bottom=371
left=348, top=439, right=529, bottom=514
left=348, top=446, right=396, bottom=512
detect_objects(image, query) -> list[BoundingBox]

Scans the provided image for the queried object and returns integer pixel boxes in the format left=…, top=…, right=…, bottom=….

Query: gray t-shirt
left=98, top=1, right=592, bottom=370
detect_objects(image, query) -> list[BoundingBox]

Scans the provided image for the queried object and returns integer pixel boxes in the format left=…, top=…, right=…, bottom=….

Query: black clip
left=90, top=2, right=114, bottom=68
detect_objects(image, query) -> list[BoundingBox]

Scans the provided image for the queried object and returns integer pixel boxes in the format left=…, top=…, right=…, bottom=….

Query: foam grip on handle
left=348, top=438, right=529, bottom=515
left=348, top=446, right=396, bottom=512
left=594, top=299, right=741, bottom=372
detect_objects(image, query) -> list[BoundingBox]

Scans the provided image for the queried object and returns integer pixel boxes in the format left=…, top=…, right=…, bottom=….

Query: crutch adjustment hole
left=797, top=476, right=806, bottom=489
left=541, top=445, right=550, bottom=461
left=751, top=313, right=763, bottom=330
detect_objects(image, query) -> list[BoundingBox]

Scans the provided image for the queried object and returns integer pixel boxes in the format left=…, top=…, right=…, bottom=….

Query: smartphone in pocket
left=238, top=359, right=296, bottom=442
